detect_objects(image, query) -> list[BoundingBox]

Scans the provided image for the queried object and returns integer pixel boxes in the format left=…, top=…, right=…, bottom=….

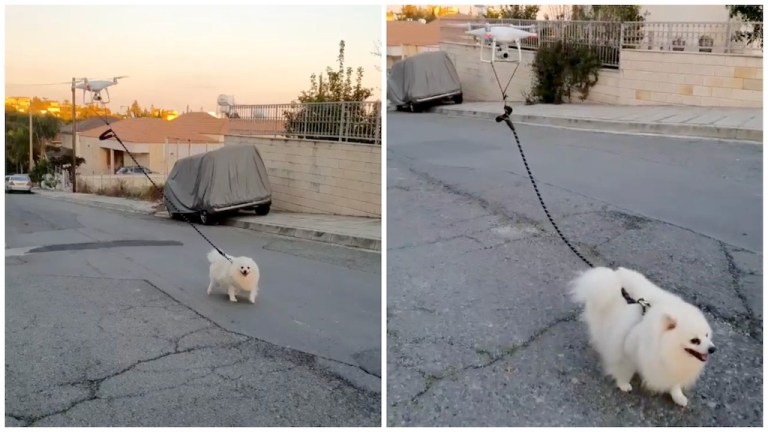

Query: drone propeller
left=510, top=24, right=537, bottom=31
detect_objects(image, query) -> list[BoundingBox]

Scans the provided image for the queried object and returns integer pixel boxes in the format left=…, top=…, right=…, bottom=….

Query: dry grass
left=77, top=179, right=164, bottom=202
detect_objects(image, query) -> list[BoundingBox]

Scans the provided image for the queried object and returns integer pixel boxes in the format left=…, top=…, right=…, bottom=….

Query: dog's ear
left=662, top=313, right=677, bottom=331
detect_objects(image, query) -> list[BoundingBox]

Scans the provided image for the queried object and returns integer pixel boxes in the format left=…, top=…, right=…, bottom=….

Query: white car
left=6, top=174, right=33, bottom=193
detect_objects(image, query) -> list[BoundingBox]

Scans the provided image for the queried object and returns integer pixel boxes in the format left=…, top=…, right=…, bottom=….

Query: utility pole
left=28, top=98, right=33, bottom=174
left=71, top=77, right=77, bottom=193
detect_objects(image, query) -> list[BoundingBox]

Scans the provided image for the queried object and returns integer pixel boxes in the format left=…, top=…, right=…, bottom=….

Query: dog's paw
left=250, top=298, right=256, bottom=304
left=617, top=382, right=632, bottom=393
left=670, top=389, right=688, bottom=407
left=671, top=394, right=688, bottom=407
left=229, top=298, right=238, bottom=303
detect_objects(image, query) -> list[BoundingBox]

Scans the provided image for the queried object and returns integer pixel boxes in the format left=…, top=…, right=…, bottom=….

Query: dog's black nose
left=708, top=346, right=716, bottom=354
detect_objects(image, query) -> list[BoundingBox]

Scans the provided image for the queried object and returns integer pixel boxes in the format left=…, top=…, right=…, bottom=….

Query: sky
left=5, top=5, right=382, bottom=113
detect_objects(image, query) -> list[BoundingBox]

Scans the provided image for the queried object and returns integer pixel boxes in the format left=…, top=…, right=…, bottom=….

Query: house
left=168, top=111, right=229, bottom=142
left=76, top=114, right=224, bottom=175
left=59, top=116, right=121, bottom=150
left=386, top=19, right=441, bottom=71
left=386, top=13, right=477, bottom=72
left=641, top=5, right=731, bottom=22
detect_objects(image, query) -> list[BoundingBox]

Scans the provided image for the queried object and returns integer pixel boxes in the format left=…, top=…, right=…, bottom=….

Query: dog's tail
left=207, top=249, right=226, bottom=264
left=568, top=267, right=624, bottom=314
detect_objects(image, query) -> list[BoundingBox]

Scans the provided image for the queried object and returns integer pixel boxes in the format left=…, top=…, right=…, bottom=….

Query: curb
left=222, top=218, right=381, bottom=252
left=35, top=191, right=382, bottom=252
left=430, top=106, right=763, bottom=142
left=35, top=191, right=156, bottom=215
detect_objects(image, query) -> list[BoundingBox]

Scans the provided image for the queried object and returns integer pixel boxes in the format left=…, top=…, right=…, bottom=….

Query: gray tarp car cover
left=387, top=51, right=461, bottom=106
left=163, top=144, right=272, bottom=214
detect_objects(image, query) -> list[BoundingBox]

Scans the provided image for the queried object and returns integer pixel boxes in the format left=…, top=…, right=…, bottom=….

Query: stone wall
left=225, top=135, right=381, bottom=218
left=441, top=42, right=762, bottom=107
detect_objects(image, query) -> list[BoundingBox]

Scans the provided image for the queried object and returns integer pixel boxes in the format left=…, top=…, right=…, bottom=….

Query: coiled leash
left=488, top=61, right=649, bottom=314
left=85, top=105, right=232, bottom=263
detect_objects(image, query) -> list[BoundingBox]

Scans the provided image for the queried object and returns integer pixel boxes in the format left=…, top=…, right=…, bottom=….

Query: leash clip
left=621, top=287, right=651, bottom=315
left=495, top=105, right=513, bottom=123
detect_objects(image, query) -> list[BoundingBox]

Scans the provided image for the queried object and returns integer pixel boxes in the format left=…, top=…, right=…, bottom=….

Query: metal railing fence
left=439, top=19, right=763, bottom=68
left=621, top=21, right=763, bottom=54
left=224, top=101, right=381, bottom=145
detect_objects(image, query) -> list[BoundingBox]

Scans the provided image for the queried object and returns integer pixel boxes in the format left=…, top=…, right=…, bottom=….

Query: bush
left=41, top=173, right=59, bottom=189
left=284, top=102, right=380, bottom=144
left=527, top=41, right=602, bottom=104
left=28, top=159, right=51, bottom=184
left=78, top=179, right=164, bottom=201
left=284, top=40, right=378, bottom=144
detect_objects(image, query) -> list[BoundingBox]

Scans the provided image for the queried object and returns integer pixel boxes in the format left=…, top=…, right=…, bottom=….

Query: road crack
left=719, top=243, right=761, bottom=340
left=405, top=311, right=579, bottom=405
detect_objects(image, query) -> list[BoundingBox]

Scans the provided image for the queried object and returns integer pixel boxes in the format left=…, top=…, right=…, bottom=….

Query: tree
left=284, top=40, right=379, bottom=144
left=498, top=5, right=540, bottom=20
left=371, top=39, right=382, bottom=73
left=397, top=5, right=436, bottom=22
left=4, top=111, right=61, bottom=173
left=570, top=5, right=646, bottom=22
left=5, top=120, right=30, bottom=173
left=129, top=100, right=142, bottom=118
left=727, top=5, right=763, bottom=48
left=527, top=41, right=602, bottom=104
left=543, top=5, right=572, bottom=21
left=293, top=40, right=373, bottom=103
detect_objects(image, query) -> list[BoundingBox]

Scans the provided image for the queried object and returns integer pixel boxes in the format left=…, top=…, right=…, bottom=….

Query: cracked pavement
left=386, top=113, right=762, bottom=427
left=5, top=194, right=380, bottom=426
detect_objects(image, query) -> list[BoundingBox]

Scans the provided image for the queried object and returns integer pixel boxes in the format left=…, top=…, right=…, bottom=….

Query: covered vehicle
left=387, top=50, right=463, bottom=112
left=163, top=144, right=272, bottom=225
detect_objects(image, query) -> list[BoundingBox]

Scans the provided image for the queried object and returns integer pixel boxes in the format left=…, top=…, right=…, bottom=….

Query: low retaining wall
left=594, top=49, right=763, bottom=107
left=441, top=42, right=762, bottom=108
left=224, top=135, right=381, bottom=218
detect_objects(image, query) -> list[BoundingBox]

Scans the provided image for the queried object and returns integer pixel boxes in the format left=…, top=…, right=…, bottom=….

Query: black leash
left=83, top=104, right=232, bottom=263
left=488, top=61, right=648, bottom=313
left=489, top=61, right=593, bottom=269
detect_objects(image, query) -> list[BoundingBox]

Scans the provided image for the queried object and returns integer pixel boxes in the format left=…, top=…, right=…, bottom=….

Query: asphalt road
left=386, top=112, right=762, bottom=427
left=5, top=194, right=381, bottom=426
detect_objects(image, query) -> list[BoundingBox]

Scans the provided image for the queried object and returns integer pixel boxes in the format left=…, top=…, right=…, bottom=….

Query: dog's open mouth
left=685, top=348, right=708, bottom=362
left=240, top=270, right=249, bottom=276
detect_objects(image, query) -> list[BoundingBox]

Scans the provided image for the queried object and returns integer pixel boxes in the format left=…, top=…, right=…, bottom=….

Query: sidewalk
left=34, top=189, right=381, bottom=252
left=429, top=103, right=763, bottom=142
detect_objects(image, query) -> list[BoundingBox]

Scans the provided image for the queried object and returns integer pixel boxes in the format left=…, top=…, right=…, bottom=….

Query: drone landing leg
left=480, top=38, right=491, bottom=63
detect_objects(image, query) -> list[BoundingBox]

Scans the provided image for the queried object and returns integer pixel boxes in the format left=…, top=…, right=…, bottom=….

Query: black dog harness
left=621, top=287, right=651, bottom=315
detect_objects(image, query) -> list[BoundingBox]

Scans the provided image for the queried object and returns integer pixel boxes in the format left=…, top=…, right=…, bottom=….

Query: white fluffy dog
left=206, top=249, right=260, bottom=304
left=569, top=266, right=715, bottom=407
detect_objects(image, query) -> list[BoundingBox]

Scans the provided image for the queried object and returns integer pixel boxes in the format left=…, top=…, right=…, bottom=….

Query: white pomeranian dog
left=206, top=249, right=260, bottom=304
left=569, top=266, right=715, bottom=407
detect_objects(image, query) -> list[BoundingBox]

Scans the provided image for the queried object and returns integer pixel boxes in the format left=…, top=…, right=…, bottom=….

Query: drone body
left=74, top=76, right=127, bottom=104
left=465, top=24, right=538, bottom=63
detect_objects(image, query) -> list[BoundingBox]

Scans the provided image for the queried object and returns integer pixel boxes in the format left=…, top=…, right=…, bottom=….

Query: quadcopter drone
left=73, top=76, right=127, bottom=104
left=453, top=22, right=539, bottom=63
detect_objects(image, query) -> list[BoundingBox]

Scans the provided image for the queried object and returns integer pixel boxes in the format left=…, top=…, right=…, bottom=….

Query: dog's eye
left=690, top=338, right=701, bottom=345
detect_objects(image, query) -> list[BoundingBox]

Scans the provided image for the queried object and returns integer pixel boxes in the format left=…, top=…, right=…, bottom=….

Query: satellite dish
left=216, top=94, right=233, bottom=107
